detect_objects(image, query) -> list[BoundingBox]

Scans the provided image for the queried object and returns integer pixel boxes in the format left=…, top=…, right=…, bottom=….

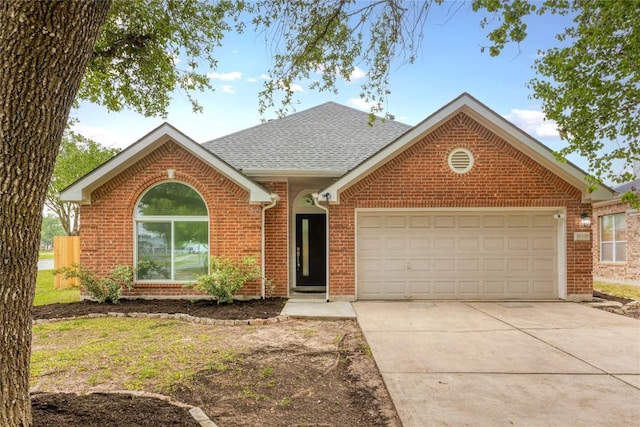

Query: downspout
left=261, top=194, right=279, bottom=299
left=312, top=193, right=330, bottom=302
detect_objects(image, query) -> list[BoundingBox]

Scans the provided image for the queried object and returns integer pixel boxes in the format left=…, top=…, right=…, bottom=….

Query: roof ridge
left=203, top=101, right=410, bottom=147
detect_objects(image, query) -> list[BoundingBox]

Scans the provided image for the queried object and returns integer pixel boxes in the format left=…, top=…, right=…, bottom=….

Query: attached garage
left=356, top=210, right=561, bottom=300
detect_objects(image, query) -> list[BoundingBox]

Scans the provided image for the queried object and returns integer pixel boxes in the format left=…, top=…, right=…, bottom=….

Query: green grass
left=31, top=318, right=242, bottom=393
left=34, top=270, right=80, bottom=306
left=594, top=282, right=640, bottom=300
left=39, top=251, right=54, bottom=260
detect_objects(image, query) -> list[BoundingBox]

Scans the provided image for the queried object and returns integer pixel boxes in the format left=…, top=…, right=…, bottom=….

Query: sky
left=72, top=2, right=594, bottom=172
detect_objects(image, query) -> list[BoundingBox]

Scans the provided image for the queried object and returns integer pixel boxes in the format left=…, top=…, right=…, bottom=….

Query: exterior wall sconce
left=580, top=212, right=591, bottom=228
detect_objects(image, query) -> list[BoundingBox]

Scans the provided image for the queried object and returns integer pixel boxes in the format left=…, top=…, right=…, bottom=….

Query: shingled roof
left=202, top=102, right=412, bottom=175
left=615, top=178, right=640, bottom=194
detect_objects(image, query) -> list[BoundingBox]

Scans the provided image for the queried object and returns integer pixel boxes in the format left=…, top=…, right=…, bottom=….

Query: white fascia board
left=321, top=93, right=616, bottom=204
left=59, top=123, right=272, bottom=204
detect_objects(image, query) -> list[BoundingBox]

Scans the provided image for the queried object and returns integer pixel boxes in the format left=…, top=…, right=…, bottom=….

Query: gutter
left=312, top=193, right=330, bottom=302
left=261, top=194, right=279, bottom=298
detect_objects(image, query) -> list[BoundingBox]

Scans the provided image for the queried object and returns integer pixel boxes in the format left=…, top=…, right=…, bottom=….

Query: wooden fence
left=54, top=235, right=80, bottom=289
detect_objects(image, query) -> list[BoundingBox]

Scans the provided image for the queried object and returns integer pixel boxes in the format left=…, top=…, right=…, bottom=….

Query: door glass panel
left=137, top=222, right=171, bottom=280
left=174, top=221, right=209, bottom=281
left=302, top=219, right=309, bottom=277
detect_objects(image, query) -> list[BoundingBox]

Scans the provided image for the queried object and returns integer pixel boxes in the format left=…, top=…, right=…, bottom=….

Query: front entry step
left=292, top=286, right=326, bottom=294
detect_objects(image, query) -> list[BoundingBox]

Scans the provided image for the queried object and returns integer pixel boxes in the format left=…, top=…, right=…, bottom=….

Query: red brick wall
left=329, top=112, right=592, bottom=299
left=593, top=201, right=640, bottom=284
left=80, top=141, right=263, bottom=298
left=263, top=182, right=289, bottom=296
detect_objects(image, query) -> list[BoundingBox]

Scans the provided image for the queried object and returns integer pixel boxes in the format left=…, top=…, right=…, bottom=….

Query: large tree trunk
left=0, top=2, right=109, bottom=425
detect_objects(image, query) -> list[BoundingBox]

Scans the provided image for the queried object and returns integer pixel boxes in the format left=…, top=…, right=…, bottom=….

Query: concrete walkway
left=281, top=298, right=356, bottom=319
left=353, top=301, right=640, bottom=426
left=38, top=259, right=54, bottom=270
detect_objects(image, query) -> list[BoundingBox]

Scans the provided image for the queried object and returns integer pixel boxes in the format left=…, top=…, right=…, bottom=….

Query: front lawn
left=34, top=270, right=80, bottom=306
left=39, top=251, right=54, bottom=260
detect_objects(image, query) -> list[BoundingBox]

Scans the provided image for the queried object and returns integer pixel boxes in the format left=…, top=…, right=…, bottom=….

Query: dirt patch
left=31, top=299, right=400, bottom=426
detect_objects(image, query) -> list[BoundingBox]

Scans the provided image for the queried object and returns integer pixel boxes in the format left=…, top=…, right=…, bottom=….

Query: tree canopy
left=46, top=131, right=119, bottom=235
left=76, top=0, right=639, bottom=195
left=79, top=0, right=246, bottom=117
left=474, top=0, right=639, bottom=201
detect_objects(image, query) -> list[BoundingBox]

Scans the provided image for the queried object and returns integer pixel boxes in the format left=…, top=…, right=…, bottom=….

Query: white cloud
left=313, top=64, right=367, bottom=82
left=220, top=85, right=236, bottom=94
left=71, top=123, right=128, bottom=149
left=348, top=97, right=375, bottom=111
left=349, top=66, right=366, bottom=81
left=276, top=80, right=305, bottom=93
left=505, top=108, right=560, bottom=138
left=207, top=71, right=242, bottom=81
left=247, top=74, right=269, bottom=83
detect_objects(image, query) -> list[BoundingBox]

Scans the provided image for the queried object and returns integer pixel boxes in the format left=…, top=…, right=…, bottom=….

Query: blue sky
left=73, top=2, right=589, bottom=170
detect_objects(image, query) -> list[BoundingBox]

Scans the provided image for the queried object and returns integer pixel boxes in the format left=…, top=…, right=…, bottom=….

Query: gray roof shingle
left=615, top=178, right=640, bottom=194
left=202, top=102, right=412, bottom=174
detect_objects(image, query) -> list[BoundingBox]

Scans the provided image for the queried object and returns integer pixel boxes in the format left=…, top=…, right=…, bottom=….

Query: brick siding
left=328, top=112, right=593, bottom=299
left=263, top=182, right=289, bottom=296
left=80, top=141, right=266, bottom=298
left=593, top=201, right=640, bottom=285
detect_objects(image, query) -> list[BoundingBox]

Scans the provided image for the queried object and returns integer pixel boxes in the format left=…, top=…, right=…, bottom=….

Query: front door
left=295, top=214, right=326, bottom=286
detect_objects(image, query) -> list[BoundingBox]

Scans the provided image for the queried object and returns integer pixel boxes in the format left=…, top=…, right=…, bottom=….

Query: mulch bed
left=593, top=290, right=634, bottom=305
left=32, top=297, right=285, bottom=320
left=32, top=393, right=198, bottom=427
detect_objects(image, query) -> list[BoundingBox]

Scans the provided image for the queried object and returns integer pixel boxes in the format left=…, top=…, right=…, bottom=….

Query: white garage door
left=357, top=210, right=559, bottom=300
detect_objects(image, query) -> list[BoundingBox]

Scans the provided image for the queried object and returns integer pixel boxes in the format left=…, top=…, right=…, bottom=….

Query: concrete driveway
left=353, top=301, right=640, bottom=426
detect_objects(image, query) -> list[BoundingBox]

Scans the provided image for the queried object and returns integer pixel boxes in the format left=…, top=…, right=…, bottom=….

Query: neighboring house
left=592, top=179, right=640, bottom=286
left=60, top=93, right=615, bottom=301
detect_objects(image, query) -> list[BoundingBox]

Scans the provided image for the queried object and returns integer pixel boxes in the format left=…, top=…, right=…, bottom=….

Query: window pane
left=174, top=221, right=209, bottom=281
left=615, top=242, right=626, bottom=263
left=601, top=215, right=614, bottom=241
left=137, top=182, right=207, bottom=216
left=600, top=242, right=613, bottom=262
left=137, top=222, right=171, bottom=280
left=615, top=214, right=626, bottom=241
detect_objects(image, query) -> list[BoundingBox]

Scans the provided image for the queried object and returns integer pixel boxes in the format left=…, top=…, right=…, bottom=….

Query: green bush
left=54, top=264, right=134, bottom=304
left=186, top=256, right=261, bottom=304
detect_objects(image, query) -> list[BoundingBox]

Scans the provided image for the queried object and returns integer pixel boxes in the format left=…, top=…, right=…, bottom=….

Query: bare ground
left=31, top=298, right=401, bottom=427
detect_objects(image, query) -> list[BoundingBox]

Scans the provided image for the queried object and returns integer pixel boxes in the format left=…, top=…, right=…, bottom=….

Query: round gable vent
left=448, top=148, right=474, bottom=174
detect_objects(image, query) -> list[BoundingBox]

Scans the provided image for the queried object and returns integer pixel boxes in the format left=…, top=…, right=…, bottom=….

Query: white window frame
left=600, top=213, right=626, bottom=263
left=134, top=182, right=209, bottom=282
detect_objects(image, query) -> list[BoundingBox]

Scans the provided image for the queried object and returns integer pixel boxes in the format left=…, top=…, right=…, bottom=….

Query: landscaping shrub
left=186, top=256, right=261, bottom=304
left=55, top=264, right=133, bottom=304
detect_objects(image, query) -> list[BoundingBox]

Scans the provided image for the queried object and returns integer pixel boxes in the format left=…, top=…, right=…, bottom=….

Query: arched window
left=135, top=182, right=209, bottom=281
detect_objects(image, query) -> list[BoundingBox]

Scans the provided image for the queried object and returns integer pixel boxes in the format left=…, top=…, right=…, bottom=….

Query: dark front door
left=295, top=214, right=326, bottom=286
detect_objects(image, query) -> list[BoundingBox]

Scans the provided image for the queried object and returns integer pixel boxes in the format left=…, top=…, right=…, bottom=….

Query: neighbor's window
left=135, top=182, right=209, bottom=281
left=600, top=213, right=626, bottom=263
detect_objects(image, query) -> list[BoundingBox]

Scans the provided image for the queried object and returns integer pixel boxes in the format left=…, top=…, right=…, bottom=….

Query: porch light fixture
left=580, top=212, right=591, bottom=228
